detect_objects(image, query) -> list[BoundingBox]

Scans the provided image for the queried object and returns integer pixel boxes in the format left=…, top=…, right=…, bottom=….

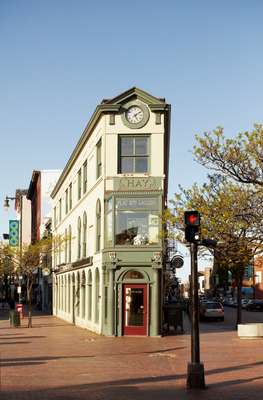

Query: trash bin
left=16, top=303, right=24, bottom=319
left=163, top=303, right=184, bottom=334
left=9, top=310, right=21, bottom=327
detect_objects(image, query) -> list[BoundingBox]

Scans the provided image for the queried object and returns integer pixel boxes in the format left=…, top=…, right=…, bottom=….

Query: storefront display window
left=115, top=197, right=159, bottom=246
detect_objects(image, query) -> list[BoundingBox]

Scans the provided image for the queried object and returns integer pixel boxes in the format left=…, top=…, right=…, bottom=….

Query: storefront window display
left=115, top=197, right=159, bottom=246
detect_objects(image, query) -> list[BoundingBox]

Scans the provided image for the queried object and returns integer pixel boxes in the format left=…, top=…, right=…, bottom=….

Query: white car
left=200, top=301, right=224, bottom=321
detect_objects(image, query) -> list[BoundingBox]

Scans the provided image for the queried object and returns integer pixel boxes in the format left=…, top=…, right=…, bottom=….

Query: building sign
left=9, top=220, right=19, bottom=247
left=116, top=197, right=158, bottom=210
left=114, top=177, right=162, bottom=191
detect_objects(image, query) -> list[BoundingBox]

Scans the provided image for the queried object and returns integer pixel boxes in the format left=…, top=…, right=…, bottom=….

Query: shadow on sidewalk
left=1, top=367, right=263, bottom=400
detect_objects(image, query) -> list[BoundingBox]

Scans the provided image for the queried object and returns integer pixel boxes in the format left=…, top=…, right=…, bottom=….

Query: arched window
left=96, top=200, right=101, bottom=252
left=68, top=274, right=71, bottom=314
left=64, top=276, right=67, bottom=312
left=58, top=236, right=61, bottom=265
left=65, top=228, right=68, bottom=263
left=88, top=270, right=92, bottom=320
left=123, top=270, right=144, bottom=280
left=77, top=217, right=81, bottom=259
left=58, top=277, right=61, bottom=310
left=95, top=268, right=100, bottom=323
left=82, top=212, right=87, bottom=258
left=61, top=276, right=64, bottom=311
left=68, top=225, right=72, bottom=262
left=81, top=271, right=86, bottom=319
left=76, top=272, right=80, bottom=317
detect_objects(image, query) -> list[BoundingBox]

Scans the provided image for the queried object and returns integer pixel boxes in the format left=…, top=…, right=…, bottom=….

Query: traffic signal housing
left=184, top=211, right=201, bottom=243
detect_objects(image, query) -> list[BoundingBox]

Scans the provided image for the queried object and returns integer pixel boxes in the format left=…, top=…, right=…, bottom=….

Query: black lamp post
left=4, top=195, right=16, bottom=210
left=184, top=211, right=206, bottom=390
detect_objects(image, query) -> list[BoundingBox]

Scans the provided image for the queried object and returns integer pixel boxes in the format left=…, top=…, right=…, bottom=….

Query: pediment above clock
left=101, top=87, right=167, bottom=109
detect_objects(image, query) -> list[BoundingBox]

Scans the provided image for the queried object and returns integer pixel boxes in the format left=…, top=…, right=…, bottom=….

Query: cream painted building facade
left=51, top=87, right=170, bottom=336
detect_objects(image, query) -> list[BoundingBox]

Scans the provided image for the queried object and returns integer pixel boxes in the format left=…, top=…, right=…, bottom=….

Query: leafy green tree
left=168, top=176, right=262, bottom=325
left=0, top=236, right=63, bottom=327
left=194, top=124, right=263, bottom=186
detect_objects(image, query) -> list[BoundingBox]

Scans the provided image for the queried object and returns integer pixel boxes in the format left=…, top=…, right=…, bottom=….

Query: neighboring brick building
left=254, top=255, right=263, bottom=299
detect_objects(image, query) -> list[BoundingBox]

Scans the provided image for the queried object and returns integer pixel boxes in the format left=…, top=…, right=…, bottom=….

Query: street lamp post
left=184, top=211, right=206, bottom=390
left=187, top=242, right=205, bottom=389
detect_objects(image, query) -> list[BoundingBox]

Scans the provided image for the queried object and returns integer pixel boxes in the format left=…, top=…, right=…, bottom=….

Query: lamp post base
left=187, top=362, right=206, bottom=389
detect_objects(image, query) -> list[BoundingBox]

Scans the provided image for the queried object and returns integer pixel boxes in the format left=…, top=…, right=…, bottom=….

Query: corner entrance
left=123, top=284, right=148, bottom=335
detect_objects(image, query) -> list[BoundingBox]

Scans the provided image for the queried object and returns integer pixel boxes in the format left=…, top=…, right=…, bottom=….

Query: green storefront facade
left=52, top=87, right=171, bottom=336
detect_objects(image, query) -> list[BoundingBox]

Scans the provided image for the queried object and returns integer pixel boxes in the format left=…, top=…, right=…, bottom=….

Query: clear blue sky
left=1, top=1, right=263, bottom=278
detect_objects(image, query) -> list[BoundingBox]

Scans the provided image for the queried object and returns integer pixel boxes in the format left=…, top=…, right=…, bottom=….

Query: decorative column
left=151, top=252, right=162, bottom=336
left=107, top=252, right=118, bottom=336
left=108, top=266, right=116, bottom=336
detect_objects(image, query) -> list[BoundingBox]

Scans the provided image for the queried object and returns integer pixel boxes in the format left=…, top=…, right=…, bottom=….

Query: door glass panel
left=125, top=288, right=144, bottom=326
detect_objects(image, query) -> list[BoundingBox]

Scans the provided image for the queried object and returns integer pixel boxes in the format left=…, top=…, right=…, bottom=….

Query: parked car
left=245, top=300, right=263, bottom=311
left=241, top=299, right=250, bottom=309
left=223, top=297, right=234, bottom=307
left=200, top=301, right=224, bottom=321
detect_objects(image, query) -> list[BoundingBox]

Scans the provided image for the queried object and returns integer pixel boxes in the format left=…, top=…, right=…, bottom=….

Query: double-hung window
left=97, top=140, right=102, bottom=179
left=83, top=161, right=87, bottom=194
left=69, top=183, right=72, bottom=210
left=59, top=199, right=62, bottom=222
left=77, top=169, right=82, bottom=200
left=65, top=189, right=68, bottom=214
left=119, top=136, right=149, bottom=173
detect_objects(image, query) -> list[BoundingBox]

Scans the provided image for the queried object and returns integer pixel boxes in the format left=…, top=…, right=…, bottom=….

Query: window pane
left=106, top=211, right=113, bottom=247
left=121, top=157, right=134, bottom=173
left=97, top=140, right=102, bottom=178
left=107, top=197, right=112, bottom=212
left=78, top=170, right=81, bottom=199
left=121, top=137, right=133, bottom=156
left=125, top=288, right=144, bottom=326
left=115, top=211, right=158, bottom=245
left=135, top=138, right=148, bottom=155
left=135, top=157, right=148, bottom=173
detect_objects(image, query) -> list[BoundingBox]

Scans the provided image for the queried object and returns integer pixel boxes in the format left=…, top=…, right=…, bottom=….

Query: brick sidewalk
left=0, top=312, right=263, bottom=399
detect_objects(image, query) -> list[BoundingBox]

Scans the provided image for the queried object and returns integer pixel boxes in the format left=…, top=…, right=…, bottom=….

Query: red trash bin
left=16, top=303, right=24, bottom=319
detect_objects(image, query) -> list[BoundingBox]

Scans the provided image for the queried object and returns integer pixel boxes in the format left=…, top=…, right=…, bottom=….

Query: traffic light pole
left=187, top=242, right=205, bottom=389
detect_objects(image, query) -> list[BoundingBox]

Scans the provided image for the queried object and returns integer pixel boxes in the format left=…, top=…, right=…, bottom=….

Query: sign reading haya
left=114, top=177, right=162, bottom=191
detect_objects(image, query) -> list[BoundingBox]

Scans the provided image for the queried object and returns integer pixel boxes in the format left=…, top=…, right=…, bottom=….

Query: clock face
left=125, top=106, right=144, bottom=124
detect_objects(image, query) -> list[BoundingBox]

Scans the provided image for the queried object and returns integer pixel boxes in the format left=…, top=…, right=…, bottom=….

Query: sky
left=1, top=1, right=263, bottom=281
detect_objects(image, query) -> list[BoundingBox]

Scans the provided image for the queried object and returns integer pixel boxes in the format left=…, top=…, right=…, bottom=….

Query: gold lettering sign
left=117, top=177, right=161, bottom=191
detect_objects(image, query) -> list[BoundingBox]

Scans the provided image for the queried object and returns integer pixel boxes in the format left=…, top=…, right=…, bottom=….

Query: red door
left=123, top=284, right=148, bottom=335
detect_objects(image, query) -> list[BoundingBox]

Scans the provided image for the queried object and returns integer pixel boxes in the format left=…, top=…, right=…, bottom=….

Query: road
left=197, top=305, right=263, bottom=334
left=0, top=307, right=263, bottom=400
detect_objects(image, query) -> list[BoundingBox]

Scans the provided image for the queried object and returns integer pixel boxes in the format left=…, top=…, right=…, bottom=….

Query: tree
left=168, top=176, right=263, bottom=326
left=194, top=124, right=263, bottom=187
left=0, top=236, right=60, bottom=328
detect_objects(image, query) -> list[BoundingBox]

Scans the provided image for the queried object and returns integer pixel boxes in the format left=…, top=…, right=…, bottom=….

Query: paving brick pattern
left=0, top=311, right=263, bottom=399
